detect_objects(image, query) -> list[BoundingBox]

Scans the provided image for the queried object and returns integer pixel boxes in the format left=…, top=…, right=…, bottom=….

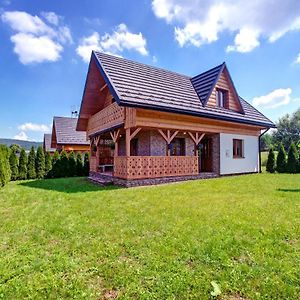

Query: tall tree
left=9, top=148, right=19, bottom=180
left=0, top=145, right=11, bottom=187
left=51, top=151, right=61, bottom=178
left=44, top=152, right=52, bottom=177
left=286, top=142, right=299, bottom=174
left=9, top=144, right=22, bottom=154
left=276, top=144, right=287, bottom=173
left=60, top=150, right=69, bottom=177
left=273, top=109, right=300, bottom=150
left=18, top=148, right=27, bottom=180
left=27, top=146, right=36, bottom=179
left=76, top=152, right=83, bottom=176
left=83, top=152, right=90, bottom=176
left=266, top=148, right=275, bottom=173
left=68, top=151, right=76, bottom=177
left=260, top=133, right=274, bottom=151
left=36, top=146, right=45, bottom=179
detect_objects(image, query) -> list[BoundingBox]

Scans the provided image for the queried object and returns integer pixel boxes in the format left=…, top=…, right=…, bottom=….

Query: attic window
left=217, top=89, right=228, bottom=108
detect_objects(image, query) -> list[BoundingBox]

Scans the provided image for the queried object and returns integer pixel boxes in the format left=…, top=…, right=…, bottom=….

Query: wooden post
left=110, top=129, right=120, bottom=158
left=126, top=128, right=131, bottom=156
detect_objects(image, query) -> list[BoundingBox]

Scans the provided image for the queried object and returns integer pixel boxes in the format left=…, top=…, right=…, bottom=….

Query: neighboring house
left=43, top=134, right=56, bottom=155
left=51, top=116, right=89, bottom=153
left=76, top=51, right=275, bottom=186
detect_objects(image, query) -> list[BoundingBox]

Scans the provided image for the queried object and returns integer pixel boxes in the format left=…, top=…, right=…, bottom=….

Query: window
left=217, top=89, right=228, bottom=108
left=233, top=139, right=244, bottom=158
left=170, top=138, right=185, bottom=156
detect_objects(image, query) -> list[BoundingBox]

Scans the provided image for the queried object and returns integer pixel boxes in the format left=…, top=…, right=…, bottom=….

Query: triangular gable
left=51, top=120, right=57, bottom=149
left=191, top=63, right=244, bottom=113
left=76, top=51, right=119, bottom=131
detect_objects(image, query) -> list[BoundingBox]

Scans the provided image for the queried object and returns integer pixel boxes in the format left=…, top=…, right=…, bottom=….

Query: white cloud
left=14, top=131, right=29, bottom=141
left=76, top=32, right=103, bottom=63
left=1, top=10, right=72, bottom=64
left=11, top=33, right=63, bottom=64
left=252, top=88, right=293, bottom=109
left=226, top=28, right=260, bottom=53
left=76, top=23, right=148, bottom=62
left=151, top=0, right=300, bottom=52
left=18, top=122, right=50, bottom=132
left=41, top=11, right=60, bottom=26
left=295, top=53, right=300, bottom=63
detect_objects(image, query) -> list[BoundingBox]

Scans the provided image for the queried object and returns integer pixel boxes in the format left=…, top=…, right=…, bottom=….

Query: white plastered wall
left=219, top=133, right=259, bottom=175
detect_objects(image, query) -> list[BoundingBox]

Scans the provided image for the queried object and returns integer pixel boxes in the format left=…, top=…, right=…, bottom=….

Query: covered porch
left=89, top=126, right=220, bottom=181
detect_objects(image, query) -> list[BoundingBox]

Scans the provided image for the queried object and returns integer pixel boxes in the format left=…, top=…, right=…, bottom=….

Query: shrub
left=83, top=152, right=90, bottom=176
left=68, top=151, right=76, bottom=177
left=9, top=149, right=19, bottom=181
left=27, top=146, right=36, bottom=179
left=36, top=146, right=45, bottom=179
left=286, top=142, right=299, bottom=173
left=60, top=151, right=69, bottom=177
left=44, top=152, right=52, bottom=177
left=266, top=148, right=275, bottom=173
left=18, top=149, right=27, bottom=180
left=76, top=153, right=83, bottom=176
left=276, top=144, right=287, bottom=173
left=0, top=145, right=11, bottom=187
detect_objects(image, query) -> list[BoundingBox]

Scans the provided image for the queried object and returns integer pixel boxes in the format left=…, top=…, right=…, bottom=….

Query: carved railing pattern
left=90, top=156, right=97, bottom=172
left=114, top=156, right=198, bottom=179
left=87, top=102, right=125, bottom=136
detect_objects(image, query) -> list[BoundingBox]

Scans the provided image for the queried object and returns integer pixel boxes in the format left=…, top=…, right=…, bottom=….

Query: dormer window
left=217, top=89, right=228, bottom=108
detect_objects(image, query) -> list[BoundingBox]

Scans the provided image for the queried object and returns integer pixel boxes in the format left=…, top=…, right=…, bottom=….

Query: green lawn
left=0, top=175, right=299, bottom=299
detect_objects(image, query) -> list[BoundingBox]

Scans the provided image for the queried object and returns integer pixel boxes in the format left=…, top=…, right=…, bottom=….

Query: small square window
left=217, top=89, right=228, bottom=108
left=233, top=139, right=244, bottom=158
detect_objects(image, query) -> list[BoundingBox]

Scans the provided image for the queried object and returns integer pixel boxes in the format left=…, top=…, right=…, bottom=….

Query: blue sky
left=0, top=0, right=300, bottom=141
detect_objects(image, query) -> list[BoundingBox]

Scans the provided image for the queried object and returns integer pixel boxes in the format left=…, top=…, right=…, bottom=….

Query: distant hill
left=0, top=139, right=42, bottom=151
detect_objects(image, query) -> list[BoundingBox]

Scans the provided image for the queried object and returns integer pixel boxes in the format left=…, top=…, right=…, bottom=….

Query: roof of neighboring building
left=43, top=134, right=56, bottom=152
left=53, top=117, right=89, bottom=145
left=87, top=51, right=275, bottom=128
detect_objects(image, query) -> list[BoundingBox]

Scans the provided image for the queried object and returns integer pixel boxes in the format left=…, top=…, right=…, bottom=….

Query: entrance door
left=200, top=138, right=213, bottom=172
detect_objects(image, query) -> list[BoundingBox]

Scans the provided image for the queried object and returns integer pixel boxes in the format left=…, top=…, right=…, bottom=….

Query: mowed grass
left=0, top=175, right=299, bottom=299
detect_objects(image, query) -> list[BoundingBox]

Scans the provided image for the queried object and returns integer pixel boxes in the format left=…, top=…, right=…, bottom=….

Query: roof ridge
left=94, top=51, right=191, bottom=79
left=191, top=62, right=225, bottom=80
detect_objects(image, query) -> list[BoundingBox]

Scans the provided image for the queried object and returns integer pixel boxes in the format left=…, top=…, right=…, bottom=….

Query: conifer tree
left=44, top=152, right=52, bottom=177
left=18, top=148, right=27, bottom=180
left=76, top=152, right=83, bottom=176
left=276, top=143, right=287, bottom=173
left=27, top=146, right=36, bottom=179
left=36, top=146, right=45, bottom=179
left=9, top=148, right=19, bottom=180
left=266, top=148, right=275, bottom=173
left=60, top=150, right=69, bottom=177
left=286, top=142, right=299, bottom=173
left=51, top=150, right=61, bottom=178
left=0, top=145, right=11, bottom=187
left=68, top=151, right=76, bottom=177
left=83, top=152, right=90, bottom=176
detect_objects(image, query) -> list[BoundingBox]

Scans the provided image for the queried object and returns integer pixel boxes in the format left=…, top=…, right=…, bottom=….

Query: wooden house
left=51, top=117, right=89, bottom=153
left=76, top=52, right=275, bottom=186
left=43, top=134, right=55, bottom=155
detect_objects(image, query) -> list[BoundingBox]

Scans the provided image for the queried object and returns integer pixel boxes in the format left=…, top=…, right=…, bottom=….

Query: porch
left=89, top=126, right=220, bottom=181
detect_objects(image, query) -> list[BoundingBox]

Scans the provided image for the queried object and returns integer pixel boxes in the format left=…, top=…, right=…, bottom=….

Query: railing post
left=126, top=128, right=131, bottom=156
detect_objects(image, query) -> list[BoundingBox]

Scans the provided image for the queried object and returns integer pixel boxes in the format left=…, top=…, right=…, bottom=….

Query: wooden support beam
left=130, top=127, right=142, bottom=140
left=110, top=129, right=120, bottom=143
left=99, top=83, right=108, bottom=93
left=126, top=128, right=131, bottom=156
left=188, top=132, right=205, bottom=145
left=157, top=129, right=178, bottom=156
left=94, top=135, right=100, bottom=146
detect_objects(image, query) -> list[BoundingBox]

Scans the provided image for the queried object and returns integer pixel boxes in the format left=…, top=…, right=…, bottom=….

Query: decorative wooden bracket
left=158, top=129, right=179, bottom=144
left=125, top=127, right=142, bottom=156
left=110, top=129, right=120, bottom=143
left=94, top=135, right=101, bottom=146
left=188, top=132, right=205, bottom=145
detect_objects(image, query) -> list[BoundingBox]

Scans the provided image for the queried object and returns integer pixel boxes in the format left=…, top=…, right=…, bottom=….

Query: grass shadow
left=277, top=188, right=300, bottom=193
left=18, top=177, right=122, bottom=193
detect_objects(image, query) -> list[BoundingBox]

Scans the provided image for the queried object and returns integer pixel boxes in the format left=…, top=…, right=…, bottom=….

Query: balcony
left=87, top=102, right=125, bottom=136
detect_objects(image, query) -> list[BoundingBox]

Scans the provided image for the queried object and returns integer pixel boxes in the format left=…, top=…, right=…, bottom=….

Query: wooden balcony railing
left=114, top=156, right=199, bottom=179
left=87, top=102, right=125, bottom=136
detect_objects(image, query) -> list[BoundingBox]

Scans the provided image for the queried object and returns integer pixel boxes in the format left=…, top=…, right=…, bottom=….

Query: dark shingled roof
left=93, top=51, right=275, bottom=128
left=43, top=134, right=55, bottom=152
left=191, top=63, right=224, bottom=104
left=53, top=117, right=89, bottom=145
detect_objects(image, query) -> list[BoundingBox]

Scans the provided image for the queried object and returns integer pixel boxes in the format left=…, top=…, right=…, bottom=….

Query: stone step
left=88, top=176, right=113, bottom=186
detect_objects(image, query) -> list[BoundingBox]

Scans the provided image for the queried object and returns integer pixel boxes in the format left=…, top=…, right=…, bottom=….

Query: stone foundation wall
left=211, top=133, right=220, bottom=174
